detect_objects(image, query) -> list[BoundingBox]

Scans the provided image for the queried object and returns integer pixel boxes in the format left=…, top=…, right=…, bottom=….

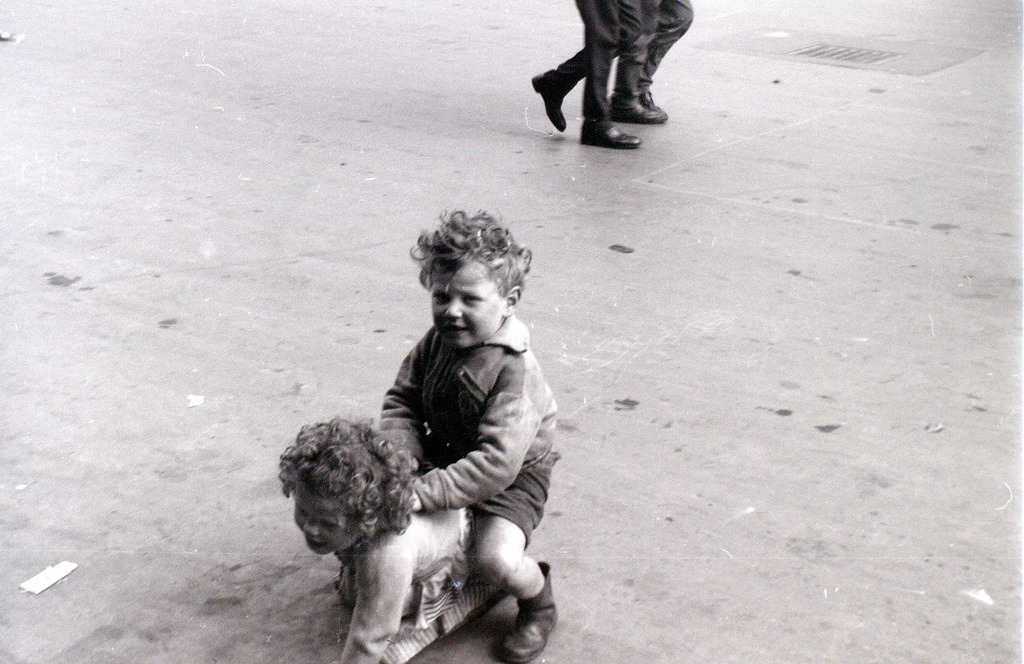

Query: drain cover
left=695, top=30, right=983, bottom=75
left=786, top=43, right=904, bottom=65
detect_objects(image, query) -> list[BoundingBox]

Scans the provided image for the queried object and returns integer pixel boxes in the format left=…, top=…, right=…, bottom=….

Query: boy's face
left=293, top=481, right=358, bottom=555
left=430, top=261, right=519, bottom=349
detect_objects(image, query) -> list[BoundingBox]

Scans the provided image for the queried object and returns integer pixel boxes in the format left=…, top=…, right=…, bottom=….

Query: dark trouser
left=614, top=0, right=693, bottom=99
left=542, top=0, right=653, bottom=121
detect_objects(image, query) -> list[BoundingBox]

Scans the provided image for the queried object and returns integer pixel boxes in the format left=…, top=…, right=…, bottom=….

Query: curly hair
left=279, top=417, right=417, bottom=552
left=412, top=210, right=532, bottom=295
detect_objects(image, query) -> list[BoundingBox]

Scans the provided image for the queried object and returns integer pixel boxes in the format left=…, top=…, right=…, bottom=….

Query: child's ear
left=504, top=286, right=521, bottom=311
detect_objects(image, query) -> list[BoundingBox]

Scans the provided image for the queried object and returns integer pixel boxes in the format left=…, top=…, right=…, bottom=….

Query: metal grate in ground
left=695, top=30, right=984, bottom=75
left=785, top=43, right=905, bottom=66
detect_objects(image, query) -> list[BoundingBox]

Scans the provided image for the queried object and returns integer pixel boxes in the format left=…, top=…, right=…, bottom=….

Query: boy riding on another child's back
left=380, top=210, right=560, bottom=663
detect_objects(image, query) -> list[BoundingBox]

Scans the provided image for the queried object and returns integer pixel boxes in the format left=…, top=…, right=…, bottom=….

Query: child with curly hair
left=380, top=210, right=559, bottom=663
left=280, top=417, right=499, bottom=664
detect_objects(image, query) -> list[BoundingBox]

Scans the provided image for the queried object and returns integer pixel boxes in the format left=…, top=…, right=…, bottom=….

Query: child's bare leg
left=474, top=515, right=556, bottom=663
left=473, top=515, right=543, bottom=598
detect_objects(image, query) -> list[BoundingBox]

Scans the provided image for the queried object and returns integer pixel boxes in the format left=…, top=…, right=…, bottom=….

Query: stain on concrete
left=0, top=513, right=31, bottom=532
left=613, top=398, right=639, bottom=411
left=815, top=424, right=841, bottom=433
left=200, top=596, right=246, bottom=616
left=608, top=244, right=634, bottom=254
left=44, top=273, right=81, bottom=287
left=758, top=406, right=793, bottom=416
left=785, top=536, right=836, bottom=559
left=555, top=419, right=578, bottom=432
left=92, top=625, right=126, bottom=641
left=159, top=318, right=177, bottom=329
left=930, top=223, right=959, bottom=232
left=857, top=472, right=893, bottom=498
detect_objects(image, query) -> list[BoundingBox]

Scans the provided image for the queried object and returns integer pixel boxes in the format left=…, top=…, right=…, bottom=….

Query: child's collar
left=481, top=315, right=529, bottom=353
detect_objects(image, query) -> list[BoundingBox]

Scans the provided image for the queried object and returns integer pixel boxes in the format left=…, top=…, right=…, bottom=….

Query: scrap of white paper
left=962, top=589, right=994, bottom=605
left=20, top=561, right=77, bottom=594
left=187, top=395, right=205, bottom=408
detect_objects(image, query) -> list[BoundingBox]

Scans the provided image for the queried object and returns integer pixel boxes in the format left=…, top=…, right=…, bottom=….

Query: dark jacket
left=380, top=316, right=557, bottom=512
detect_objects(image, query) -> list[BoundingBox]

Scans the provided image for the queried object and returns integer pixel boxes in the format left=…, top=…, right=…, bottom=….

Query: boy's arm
left=340, top=542, right=416, bottom=664
left=415, top=361, right=545, bottom=511
left=379, top=333, right=430, bottom=460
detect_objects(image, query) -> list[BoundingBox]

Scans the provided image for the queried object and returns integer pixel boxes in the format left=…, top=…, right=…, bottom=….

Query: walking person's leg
left=532, top=47, right=587, bottom=133
left=611, top=0, right=666, bottom=123
left=577, top=0, right=642, bottom=148
left=530, top=0, right=617, bottom=133
left=638, top=0, right=693, bottom=115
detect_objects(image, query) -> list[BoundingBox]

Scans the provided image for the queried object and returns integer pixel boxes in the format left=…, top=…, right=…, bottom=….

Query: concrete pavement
left=1, top=0, right=1020, bottom=662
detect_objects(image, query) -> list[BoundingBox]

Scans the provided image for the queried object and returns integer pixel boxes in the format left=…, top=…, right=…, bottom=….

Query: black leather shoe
left=531, top=74, right=568, bottom=132
left=580, top=121, right=641, bottom=149
left=499, top=563, right=557, bottom=663
left=640, top=90, right=669, bottom=119
left=610, top=99, right=668, bottom=124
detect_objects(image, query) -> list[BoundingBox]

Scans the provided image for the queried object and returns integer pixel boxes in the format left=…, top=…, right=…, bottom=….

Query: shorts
left=472, top=452, right=558, bottom=547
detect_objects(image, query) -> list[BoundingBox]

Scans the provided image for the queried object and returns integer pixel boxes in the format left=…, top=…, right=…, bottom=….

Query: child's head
left=413, top=210, right=532, bottom=296
left=279, top=417, right=416, bottom=556
left=412, top=211, right=532, bottom=349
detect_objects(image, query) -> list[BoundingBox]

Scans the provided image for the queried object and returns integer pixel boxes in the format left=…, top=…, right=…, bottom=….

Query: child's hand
left=410, top=491, right=423, bottom=512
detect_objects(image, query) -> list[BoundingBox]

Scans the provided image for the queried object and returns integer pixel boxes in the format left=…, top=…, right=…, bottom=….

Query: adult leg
left=532, top=46, right=587, bottom=132
left=638, top=0, right=693, bottom=111
left=532, top=0, right=639, bottom=147
left=474, top=515, right=556, bottom=663
left=611, top=0, right=666, bottom=123
left=530, top=0, right=617, bottom=134
left=574, top=0, right=619, bottom=124
left=572, top=0, right=643, bottom=147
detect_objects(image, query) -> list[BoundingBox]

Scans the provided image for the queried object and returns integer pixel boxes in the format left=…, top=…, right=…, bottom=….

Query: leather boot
left=531, top=73, right=571, bottom=132
left=499, top=562, right=557, bottom=663
left=610, top=98, right=668, bottom=124
left=640, top=90, right=668, bottom=118
left=580, top=120, right=641, bottom=149
left=611, top=54, right=668, bottom=124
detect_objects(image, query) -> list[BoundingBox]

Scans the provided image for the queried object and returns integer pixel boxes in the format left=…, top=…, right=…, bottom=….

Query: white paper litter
left=20, top=561, right=77, bottom=594
left=962, top=589, right=994, bottom=605
left=187, top=394, right=205, bottom=407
